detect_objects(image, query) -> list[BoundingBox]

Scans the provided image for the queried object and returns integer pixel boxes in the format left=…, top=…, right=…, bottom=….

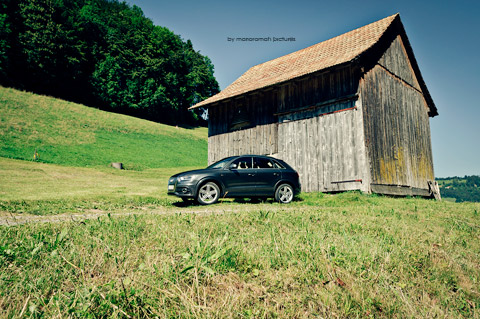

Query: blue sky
left=127, top=0, right=480, bottom=177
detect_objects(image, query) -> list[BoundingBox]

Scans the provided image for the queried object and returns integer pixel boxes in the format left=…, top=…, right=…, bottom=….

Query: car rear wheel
left=197, top=182, right=220, bottom=205
left=275, top=183, right=294, bottom=204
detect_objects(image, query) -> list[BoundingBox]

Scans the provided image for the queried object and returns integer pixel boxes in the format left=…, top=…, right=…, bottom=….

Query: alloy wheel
left=197, top=182, right=220, bottom=205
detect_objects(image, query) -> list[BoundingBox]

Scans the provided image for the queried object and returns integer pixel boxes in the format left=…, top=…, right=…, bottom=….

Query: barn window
left=229, top=104, right=251, bottom=131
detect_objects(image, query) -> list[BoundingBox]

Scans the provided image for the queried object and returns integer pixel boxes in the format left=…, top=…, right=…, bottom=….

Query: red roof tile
left=191, top=14, right=399, bottom=109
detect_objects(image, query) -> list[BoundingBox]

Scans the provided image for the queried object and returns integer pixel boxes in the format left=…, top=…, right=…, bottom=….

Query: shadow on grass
left=171, top=196, right=302, bottom=207
left=172, top=199, right=198, bottom=208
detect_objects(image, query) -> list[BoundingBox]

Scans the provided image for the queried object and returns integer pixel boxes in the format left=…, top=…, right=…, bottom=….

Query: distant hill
left=436, top=175, right=480, bottom=202
left=0, top=87, right=207, bottom=170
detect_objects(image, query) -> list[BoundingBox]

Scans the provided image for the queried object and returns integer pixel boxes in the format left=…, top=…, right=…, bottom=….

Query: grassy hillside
left=0, top=86, right=208, bottom=170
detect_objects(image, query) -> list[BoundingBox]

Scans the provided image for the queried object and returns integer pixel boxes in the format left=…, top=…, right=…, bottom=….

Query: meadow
left=0, top=87, right=207, bottom=170
left=1, top=191, right=479, bottom=318
left=1, top=87, right=479, bottom=318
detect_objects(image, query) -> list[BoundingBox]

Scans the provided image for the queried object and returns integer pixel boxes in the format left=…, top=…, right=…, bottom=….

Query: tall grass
left=1, top=194, right=479, bottom=318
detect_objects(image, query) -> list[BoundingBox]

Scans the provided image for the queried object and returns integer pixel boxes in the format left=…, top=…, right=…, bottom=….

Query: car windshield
left=206, top=157, right=235, bottom=169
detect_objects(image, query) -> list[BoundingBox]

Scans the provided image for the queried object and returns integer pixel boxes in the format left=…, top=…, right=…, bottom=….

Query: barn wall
left=208, top=123, right=278, bottom=164
left=277, top=99, right=370, bottom=193
left=207, top=66, right=369, bottom=192
left=361, top=37, right=435, bottom=193
left=276, top=66, right=359, bottom=114
left=208, top=98, right=370, bottom=193
left=207, top=65, right=360, bottom=154
left=208, top=91, right=276, bottom=138
left=378, top=35, right=421, bottom=91
left=208, top=66, right=360, bottom=138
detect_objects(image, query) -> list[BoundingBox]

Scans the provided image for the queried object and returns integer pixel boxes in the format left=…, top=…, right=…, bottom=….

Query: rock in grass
left=111, top=162, right=123, bottom=170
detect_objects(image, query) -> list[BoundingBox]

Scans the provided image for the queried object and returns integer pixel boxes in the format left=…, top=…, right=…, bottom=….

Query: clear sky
left=127, top=0, right=479, bottom=178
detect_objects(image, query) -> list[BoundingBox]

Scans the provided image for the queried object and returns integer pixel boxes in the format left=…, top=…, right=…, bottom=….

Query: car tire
left=275, top=183, right=294, bottom=204
left=197, top=182, right=220, bottom=205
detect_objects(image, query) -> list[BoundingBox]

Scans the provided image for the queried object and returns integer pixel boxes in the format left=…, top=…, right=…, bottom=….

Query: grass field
left=1, top=88, right=479, bottom=318
left=0, top=86, right=208, bottom=170
left=0, top=157, right=187, bottom=215
left=1, top=191, right=479, bottom=318
left=1, top=158, right=479, bottom=318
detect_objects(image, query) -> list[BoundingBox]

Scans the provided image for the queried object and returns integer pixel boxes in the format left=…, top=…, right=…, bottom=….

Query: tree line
left=0, top=0, right=219, bottom=125
left=436, top=175, right=480, bottom=202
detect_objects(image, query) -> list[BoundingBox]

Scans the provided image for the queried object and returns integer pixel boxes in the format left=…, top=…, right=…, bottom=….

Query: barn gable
left=378, top=35, right=421, bottom=91
left=191, top=14, right=438, bottom=197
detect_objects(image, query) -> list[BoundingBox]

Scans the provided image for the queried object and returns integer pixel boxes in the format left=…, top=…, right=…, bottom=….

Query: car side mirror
left=229, top=163, right=238, bottom=170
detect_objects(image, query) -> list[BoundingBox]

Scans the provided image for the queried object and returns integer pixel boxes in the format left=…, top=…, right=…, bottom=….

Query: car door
left=253, top=157, right=282, bottom=196
left=221, top=157, right=257, bottom=196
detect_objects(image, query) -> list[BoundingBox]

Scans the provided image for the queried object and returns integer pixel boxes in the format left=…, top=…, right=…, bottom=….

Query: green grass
left=1, top=160, right=479, bottom=318
left=1, top=87, right=479, bottom=317
left=1, top=195, right=479, bottom=318
left=0, top=86, right=208, bottom=170
left=0, top=157, right=198, bottom=215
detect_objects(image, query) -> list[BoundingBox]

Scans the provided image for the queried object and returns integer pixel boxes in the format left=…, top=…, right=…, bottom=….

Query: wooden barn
left=190, top=14, right=439, bottom=197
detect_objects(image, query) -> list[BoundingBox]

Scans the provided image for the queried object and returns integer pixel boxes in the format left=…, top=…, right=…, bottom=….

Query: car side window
left=272, top=159, right=285, bottom=169
left=231, top=157, right=252, bottom=169
left=253, top=157, right=274, bottom=169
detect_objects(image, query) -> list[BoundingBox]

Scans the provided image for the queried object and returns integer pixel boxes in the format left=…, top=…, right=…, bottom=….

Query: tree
left=0, top=0, right=219, bottom=126
left=0, top=2, right=11, bottom=80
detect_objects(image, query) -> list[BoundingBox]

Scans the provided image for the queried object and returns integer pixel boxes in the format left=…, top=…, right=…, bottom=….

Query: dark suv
left=168, top=155, right=301, bottom=205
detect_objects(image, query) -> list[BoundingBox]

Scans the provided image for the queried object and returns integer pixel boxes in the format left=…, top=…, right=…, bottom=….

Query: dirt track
left=0, top=204, right=304, bottom=226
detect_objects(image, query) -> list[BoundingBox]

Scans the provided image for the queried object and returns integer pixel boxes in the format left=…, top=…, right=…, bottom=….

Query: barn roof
left=191, top=14, right=437, bottom=116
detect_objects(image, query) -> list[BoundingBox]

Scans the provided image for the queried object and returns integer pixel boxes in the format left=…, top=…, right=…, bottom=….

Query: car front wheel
left=275, top=183, right=294, bottom=204
left=197, top=182, right=220, bottom=205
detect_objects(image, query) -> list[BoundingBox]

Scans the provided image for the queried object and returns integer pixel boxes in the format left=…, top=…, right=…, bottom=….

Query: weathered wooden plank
left=361, top=63, right=434, bottom=192
left=316, top=116, right=324, bottom=191
left=309, top=117, right=318, bottom=191
left=354, top=98, right=370, bottom=192
left=378, top=35, right=421, bottom=91
left=371, top=184, right=431, bottom=197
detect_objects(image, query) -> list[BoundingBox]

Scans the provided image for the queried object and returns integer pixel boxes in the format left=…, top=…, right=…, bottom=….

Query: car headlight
left=178, top=175, right=194, bottom=182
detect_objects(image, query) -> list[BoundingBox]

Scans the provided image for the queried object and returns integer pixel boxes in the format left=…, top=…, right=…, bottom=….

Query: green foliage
left=0, top=2, right=10, bottom=79
left=437, top=176, right=480, bottom=202
left=0, top=0, right=219, bottom=126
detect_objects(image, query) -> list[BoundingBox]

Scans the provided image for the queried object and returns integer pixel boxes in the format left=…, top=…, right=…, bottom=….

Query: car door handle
left=273, top=173, right=280, bottom=176
left=248, top=173, right=255, bottom=176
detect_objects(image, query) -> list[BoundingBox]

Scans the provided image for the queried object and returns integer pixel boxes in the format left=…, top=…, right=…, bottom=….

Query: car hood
left=170, top=168, right=212, bottom=178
